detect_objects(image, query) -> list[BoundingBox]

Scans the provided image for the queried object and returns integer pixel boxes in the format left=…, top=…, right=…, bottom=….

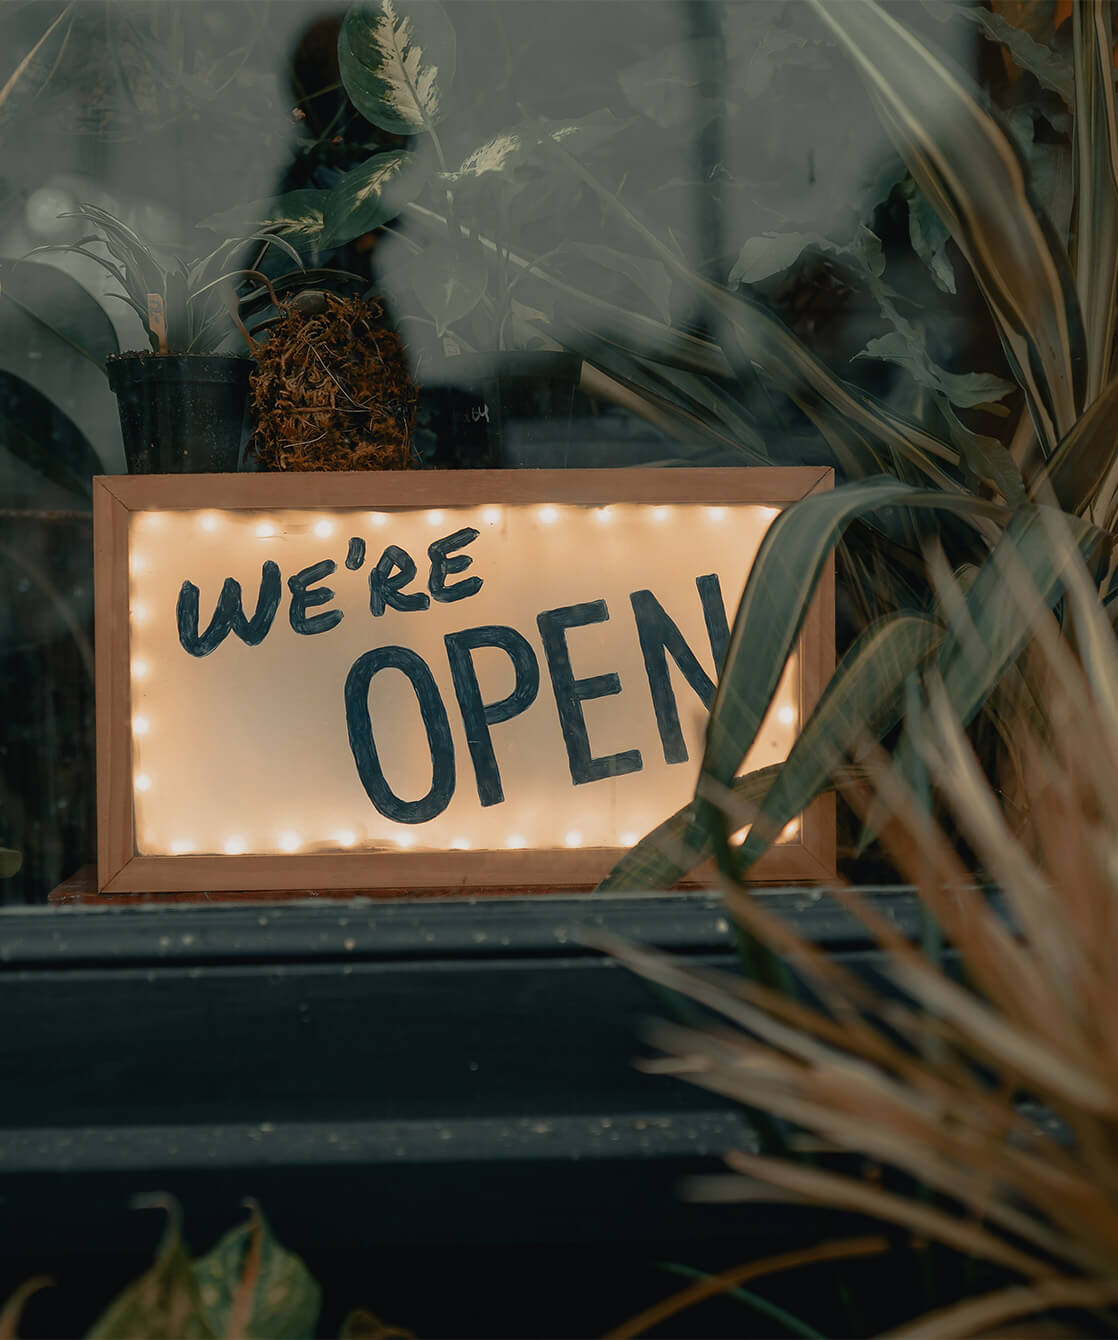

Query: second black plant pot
left=417, top=352, right=582, bottom=468
left=107, top=353, right=253, bottom=474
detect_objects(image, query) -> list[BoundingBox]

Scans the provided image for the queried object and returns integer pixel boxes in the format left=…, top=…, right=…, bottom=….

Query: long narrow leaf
left=703, top=478, right=1003, bottom=793
left=734, top=613, right=945, bottom=873
left=1033, top=371, right=1118, bottom=515
left=1073, top=0, right=1118, bottom=405
left=568, top=326, right=771, bottom=465
left=934, top=506, right=1100, bottom=732
left=596, top=765, right=781, bottom=893
left=600, top=612, right=946, bottom=890
left=807, top=0, right=1085, bottom=456
left=869, top=506, right=1106, bottom=849
left=1067, top=2, right=1109, bottom=404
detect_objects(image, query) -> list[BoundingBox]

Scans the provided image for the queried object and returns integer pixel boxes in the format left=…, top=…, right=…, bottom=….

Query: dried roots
left=249, top=295, right=417, bottom=471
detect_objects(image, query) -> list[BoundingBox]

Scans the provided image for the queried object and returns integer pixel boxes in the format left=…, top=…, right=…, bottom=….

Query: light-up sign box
left=94, top=468, right=833, bottom=894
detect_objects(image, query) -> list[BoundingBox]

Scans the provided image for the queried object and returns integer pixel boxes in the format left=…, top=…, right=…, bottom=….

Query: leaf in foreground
left=192, top=1202, right=321, bottom=1340
left=86, top=1199, right=214, bottom=1340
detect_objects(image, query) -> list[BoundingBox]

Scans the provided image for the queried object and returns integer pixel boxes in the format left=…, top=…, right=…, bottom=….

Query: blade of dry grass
left=601, top=1235, right=888, bottom=1340
left=885, top=1277, right=1118, bottom=1339
left=724, top=1151, right=1057, bottom=1280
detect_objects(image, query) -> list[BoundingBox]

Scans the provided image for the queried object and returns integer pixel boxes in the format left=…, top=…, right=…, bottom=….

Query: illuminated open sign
left=94, top=469, right=833, bottom=894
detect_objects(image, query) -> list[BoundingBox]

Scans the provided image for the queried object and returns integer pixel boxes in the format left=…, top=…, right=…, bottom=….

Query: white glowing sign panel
left=94, top=470, right=833, bottom=894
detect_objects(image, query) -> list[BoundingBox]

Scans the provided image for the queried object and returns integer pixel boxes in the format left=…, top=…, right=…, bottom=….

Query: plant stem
left=658, top=1262, right=826, bottom=1340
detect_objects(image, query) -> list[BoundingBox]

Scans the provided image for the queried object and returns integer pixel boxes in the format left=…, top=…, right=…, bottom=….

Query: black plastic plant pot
left=106, top=353, right=253, bottom=474
left=416, top=351, right=582, bottom=468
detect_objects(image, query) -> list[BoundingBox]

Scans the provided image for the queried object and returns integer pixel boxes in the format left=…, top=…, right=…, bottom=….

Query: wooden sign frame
left=95, top=468, right=833, bottom=895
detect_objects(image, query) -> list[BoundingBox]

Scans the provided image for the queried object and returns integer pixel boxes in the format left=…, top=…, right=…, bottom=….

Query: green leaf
left=900, top=177, right=955, bottom=294
left=599, top=612, right=946, bottom=891
left=732, top=24, right=830, bottom=100
left=734, top=613, right=945, bottom=873
left=702, top=477, right=1003, bottom=794
left=549, top=242, right=672, bottom=324
left=0, top=848, right=21, bottom=879
left=410, top=241, right=486, bottom=337
left=807, top=0, right=1085, bottom=456
left=1037, top=372, right=1118, bottom=517
left=1012, top=114, right=1074, bottom=250
left=198, top=192, right=329, bottom=246
left=338, top=0, right=455, bottom=136
left=597, top=765, right=783, bottom=893
left=547, top=143, right=963, bottom=486
left=447, top=109, right=627, bottom=189
left=324, top=149, right=426, bottom=247
left=0, top=257, right=119, bottom=369
left=569, top=323, right=770, bottom=464
left=0, top=261, right=121, bottom=480
left=1072, top=0, right=1118, bottom=403
left=938, top=396, right=1026, bottom=508
left=193, top=1203, right=320, bottom=1340
left=86, top=1199, right=214, bottom=1340
left=881, top=506, right=1103, bottom=823
left=618, top=37, right=724, bottom=129
left=729, top=226, right=885, bottom=287
left=957, top=4, right=1073, bottom=105
left=67, top=204, right=161, bottom=308
left=728, top=233, right=817, bottom=286
left=856, top=330, right=1015, bottom=410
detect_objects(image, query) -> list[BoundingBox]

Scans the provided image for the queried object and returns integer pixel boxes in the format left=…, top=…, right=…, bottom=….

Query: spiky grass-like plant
left=606, top=521, right=1118, bottom=1338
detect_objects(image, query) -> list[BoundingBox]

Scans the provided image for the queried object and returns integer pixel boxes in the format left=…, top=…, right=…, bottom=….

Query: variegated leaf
left=445, top=109, right=626, bottom=188
left=192, top=1203, right=321, bottom=1340
left=323, top=149, right=426, bottom=247
left=198, top=192, right=329, bottom=246
left=86, top=1201, right=213, bottom=1340
left=807, top=0, right=1085, bottom=456
left=338, top=0, right=454, bottom=136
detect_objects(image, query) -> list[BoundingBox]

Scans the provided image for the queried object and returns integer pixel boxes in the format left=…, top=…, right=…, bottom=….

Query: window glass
left=1, top=1, right=1023, bottom=900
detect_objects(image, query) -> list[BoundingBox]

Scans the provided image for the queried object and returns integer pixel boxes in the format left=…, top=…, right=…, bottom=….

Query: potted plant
left=223, top=1, right=654, bottom=467
left=31, top=204, right=328, bottom=474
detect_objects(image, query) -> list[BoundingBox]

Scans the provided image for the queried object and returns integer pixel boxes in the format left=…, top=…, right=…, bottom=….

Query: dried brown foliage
left=249, top=296, right=417, bottom=472
left=606, top=544, right=1118, bottom=1337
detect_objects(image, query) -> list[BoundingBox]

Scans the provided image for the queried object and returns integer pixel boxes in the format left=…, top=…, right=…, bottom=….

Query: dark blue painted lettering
left=344, top=646, right=455, bottom=823
left=345, top=536, right=366, bottom=570
left=696, top=573, right=730, bottom=672
left=177, top=561, right=281, bottom=657
left=445, top=625, right=539, bottom=807
left=536, top=600, right=642, bottom=786
left=289, top=559, right=342, bottom=636
left=369, top=545, right=430, bottom=616
left=429, top=527, right=482, bottom=603
left=630, top=581, right=724, bottom=765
